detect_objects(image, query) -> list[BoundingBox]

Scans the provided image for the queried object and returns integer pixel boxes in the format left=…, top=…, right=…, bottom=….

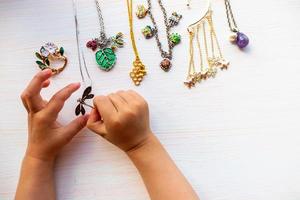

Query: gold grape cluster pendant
left=130, top=58, right=147, bottom=86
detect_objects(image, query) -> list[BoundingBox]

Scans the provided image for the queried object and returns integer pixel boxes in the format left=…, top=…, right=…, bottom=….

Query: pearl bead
left=229, top=33, right=237, bottom=43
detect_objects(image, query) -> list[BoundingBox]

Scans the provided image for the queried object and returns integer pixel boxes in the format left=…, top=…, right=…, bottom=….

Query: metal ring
left=35, top=42, right=68, bottom=75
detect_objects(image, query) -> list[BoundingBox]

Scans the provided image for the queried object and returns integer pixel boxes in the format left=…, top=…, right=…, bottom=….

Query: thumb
left=87, top=109, right=107, bottom=137
left=60, top=115, right=89, bottom=142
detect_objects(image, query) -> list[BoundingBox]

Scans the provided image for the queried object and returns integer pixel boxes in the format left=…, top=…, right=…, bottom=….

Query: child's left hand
left=20, top=69, right=88, bottom=162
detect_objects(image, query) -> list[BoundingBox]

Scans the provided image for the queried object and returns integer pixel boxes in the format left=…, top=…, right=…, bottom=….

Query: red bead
left=86, top=41, right=93, bottom=48
left=86, top=40, right=98, bottom=51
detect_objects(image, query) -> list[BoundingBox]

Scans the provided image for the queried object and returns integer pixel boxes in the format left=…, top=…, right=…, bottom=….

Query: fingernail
left=72, top=82, right=81, bottom=88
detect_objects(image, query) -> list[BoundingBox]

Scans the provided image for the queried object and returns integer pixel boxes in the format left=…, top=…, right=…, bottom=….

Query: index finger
left=42, top=83, right=81, bottom=121
left=24, top=69, right=52, bottom=96
left=21, top=69, right=52, bottom=112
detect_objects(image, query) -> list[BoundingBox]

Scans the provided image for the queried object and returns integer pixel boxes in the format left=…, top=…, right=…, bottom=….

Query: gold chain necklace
left=126, top=0, right=147, bottom=86
left=184, top=3, right=229, bottom=89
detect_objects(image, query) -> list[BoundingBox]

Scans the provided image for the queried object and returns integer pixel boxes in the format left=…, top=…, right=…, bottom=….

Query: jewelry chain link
left=224, top=0, right=238, bottom=32
left=147, top=0, right=173, bottom=59
left=72, top=0, right=92, bottom=86
left=95, top=0, right=110, bottom=44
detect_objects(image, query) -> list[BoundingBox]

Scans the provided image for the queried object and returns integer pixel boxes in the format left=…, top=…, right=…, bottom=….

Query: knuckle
left=20, top=92, right=29, bottom=101
left=144, top=101, right=149, bottom=109
left=135, top=100, right=147, bottom=109
left=51, top=93, right=58, bottom=100
left=116, top=90, right=125, bottom=94
left=66, top=84, right=75, bottom=92
left=127, top=89, right=136, bottom=94
left=111, top=117, right=122, bottom=128
left=52, top=93, right=62, bottom=101
left=34, top=113, right=47, bottom=123
left=94, top=95, right=106, bottom=103
left=140, top=99, right=148, bottom=107
left=124, top=109, right=136, bottom=119
left=108, top=93, right=114, bottom=98
left=33, top=73, right=43, bottom=81
left=52, top=85, right=74, bottom=102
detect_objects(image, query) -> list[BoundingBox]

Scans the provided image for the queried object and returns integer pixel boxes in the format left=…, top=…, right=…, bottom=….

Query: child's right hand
left=87, top=90, right=152, bottom=152
left=87, top=91, right=200, bottom=200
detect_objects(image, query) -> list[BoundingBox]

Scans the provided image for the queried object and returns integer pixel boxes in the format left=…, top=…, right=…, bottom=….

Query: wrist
left=126, top=134, right=162, bottom=158
left=25, top=145, right=57, bottom=163
left=24, top=153, right=55, bottom=167
left=22, top=155, right=55, bottom=174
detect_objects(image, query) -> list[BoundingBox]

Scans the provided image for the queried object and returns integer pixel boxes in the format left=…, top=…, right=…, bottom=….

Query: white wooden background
left=1, top=0, right=300, bottom=199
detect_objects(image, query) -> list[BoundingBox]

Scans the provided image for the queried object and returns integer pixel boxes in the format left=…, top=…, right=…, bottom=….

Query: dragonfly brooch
left=75, top=86, right=95, bottom=116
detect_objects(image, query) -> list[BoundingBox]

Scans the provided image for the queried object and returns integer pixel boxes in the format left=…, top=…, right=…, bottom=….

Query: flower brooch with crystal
left=35, top=42, right=67, bottom=75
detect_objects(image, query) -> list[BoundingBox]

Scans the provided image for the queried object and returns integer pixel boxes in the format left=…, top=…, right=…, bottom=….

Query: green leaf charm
left=45, top=59, right=50, bottom=66
left=36, top=60, right=45, bottom=66
left=35, top=52, right=43, bottom=60
left=39, top=65, right=47, bottom=70
left=59, top=47, right=64, bottom=56
left=95, top=48, right=116, bottom=71
left=36, top=60, right=46, bottom=70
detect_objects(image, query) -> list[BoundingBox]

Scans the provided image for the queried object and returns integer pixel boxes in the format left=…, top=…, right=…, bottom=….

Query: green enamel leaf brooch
left=95, top=48, right=117, bottom=71
left=87, top=32, right=124, bottom=71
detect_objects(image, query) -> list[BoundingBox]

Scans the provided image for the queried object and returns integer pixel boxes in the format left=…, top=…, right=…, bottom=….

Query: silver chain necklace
left=86, top=0, right=125, bottom=71
left=144, top=0, right=182, bottom=72
left=72, top=0, right=95, bottom=116
left=95, top=0, right=109, bottom=47
left=147, top=0, right=172, bottom=59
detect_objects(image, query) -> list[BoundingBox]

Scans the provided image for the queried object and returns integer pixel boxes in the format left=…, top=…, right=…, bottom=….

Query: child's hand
left=21, top=69, right=88, bottom=161
left=87, top=91, right=199, bottom=200
left=87, top=90, right=152, bottom=152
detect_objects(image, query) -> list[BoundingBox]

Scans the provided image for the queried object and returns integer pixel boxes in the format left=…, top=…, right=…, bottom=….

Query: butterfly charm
left=75, top=86, right=94, bottom=116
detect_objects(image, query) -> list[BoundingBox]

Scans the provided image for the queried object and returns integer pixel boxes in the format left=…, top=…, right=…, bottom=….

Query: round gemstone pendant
left=142, top=25, right=156, bottom=39
left=236, top=32, right=249, bottom=48
left=160, top=58, right=172, bottom=72
left=169, top=33, right=181, bottom=46
left=229, top=32, right=249, bottom=49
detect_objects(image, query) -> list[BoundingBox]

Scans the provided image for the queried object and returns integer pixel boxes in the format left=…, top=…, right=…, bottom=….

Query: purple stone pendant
left=236, top=32, right=249, bottom=48
left=230, top=32, right=249, bottom=49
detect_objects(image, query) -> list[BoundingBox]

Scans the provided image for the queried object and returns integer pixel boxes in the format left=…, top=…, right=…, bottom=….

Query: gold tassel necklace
left=184, top=2, right=229, bottom=89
